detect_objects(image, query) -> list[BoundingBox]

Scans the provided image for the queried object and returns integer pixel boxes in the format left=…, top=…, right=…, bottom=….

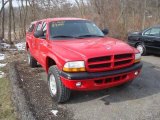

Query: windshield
left=49, top=20, right=104, bottom=39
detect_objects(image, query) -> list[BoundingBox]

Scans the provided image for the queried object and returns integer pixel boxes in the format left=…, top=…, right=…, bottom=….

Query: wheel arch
left=135, top=42, right=144, bottom=47
left=26, top=42, right=29, bottom=51
left=46, top=56, right=57, bottom=73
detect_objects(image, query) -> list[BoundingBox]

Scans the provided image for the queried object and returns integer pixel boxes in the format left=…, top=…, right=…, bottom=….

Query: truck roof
left=31, top=17, right=87, bottom=24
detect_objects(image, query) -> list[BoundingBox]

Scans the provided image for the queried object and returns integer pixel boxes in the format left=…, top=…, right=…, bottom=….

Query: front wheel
left=48, top=66, right=71, bottom=103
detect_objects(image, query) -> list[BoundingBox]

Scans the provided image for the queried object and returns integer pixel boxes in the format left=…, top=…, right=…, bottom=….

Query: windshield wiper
left=51, top=35, right=76, bottom=38
left=77, top=34, right=104, bottom=38
left=51, top=35, right=104, bottom=39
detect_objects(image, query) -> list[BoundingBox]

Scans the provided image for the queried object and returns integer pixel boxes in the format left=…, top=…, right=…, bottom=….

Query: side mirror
left=34, top=30, right=44, bottom=38
left=102, top=28, right=109, bottom=35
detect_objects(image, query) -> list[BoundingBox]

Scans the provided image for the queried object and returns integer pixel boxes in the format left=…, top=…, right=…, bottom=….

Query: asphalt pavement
left=40, top=55, right=160, bottom=120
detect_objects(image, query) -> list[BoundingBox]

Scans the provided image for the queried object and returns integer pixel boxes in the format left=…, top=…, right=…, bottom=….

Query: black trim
left=59, top=62, right=143, bottom=80
left=128, top=41, right=136, bottom=47
left=145, top=45, right=160, bottom=50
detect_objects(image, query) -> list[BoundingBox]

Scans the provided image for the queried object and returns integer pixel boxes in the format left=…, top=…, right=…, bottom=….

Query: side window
left=149, top=28, right=160, bottom=37
left=35, top=22, right=42, bottom=31
left=28, top=24, right=35, bottom=32
left=42, top=22, right=47, bottom=36
left=143, top=29, right=151, bottom=36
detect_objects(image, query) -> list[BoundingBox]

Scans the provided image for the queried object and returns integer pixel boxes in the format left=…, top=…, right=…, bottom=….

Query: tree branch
left=0, top=0, right=9, bottom=15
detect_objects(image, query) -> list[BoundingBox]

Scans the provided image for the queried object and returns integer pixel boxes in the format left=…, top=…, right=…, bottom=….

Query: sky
left=13, top=0, right=19, bottom=7
left=0, top=0, right=76, bottom=8
left=0, top=0, right=29, bottom=8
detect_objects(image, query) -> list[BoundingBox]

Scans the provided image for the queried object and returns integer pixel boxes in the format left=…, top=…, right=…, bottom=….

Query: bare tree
left=11, top=3, right=17, bottom=40
left=1, top=0, right=5, bottom=39
left=0, top=0, right=8, bottom=15
left=142, top=0, right=147, bottom=29
left=75, top=0, right=86, bottom=17
left=8, top=0, right=12, bottom=44
left=1, top=0, right=8, bottom=39
left=1, top=0, right=160, bottom=43
left=157, top=0, right=160, bottom=23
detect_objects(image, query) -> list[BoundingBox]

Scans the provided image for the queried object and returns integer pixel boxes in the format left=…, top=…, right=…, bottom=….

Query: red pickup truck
left=26, top=18, right=142, bottom=103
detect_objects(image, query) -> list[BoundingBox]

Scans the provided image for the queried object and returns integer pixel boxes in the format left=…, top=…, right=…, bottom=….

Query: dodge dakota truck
left=26, top=18, right=142, bottom=103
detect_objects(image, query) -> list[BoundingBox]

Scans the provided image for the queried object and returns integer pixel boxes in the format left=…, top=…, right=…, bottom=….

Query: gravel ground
left=6, top=49, right=160, bottom=120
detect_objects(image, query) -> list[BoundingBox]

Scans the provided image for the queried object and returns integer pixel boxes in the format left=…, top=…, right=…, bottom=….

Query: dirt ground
left=14, top=53, right=73, bottom=120
left=4, top=47, right=160, bottom=120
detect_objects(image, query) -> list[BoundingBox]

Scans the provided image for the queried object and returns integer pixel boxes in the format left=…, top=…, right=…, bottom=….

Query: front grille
left=87, top=53, right=134, bottom=72
left=95, top=74, right=127, bottom=85
left=89, top=63, right=111, bottom=69
left=115, top=54, right=132, bottom=60
left=88, top=56, right=111, bottom=63
left=114, top=60, right=131, bottom=66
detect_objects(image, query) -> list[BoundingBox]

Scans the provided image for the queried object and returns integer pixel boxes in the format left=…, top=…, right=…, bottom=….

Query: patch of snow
left=0, top=63, right=6, bottom=68
left=51, top=110, right=58, bottom=116
left=0, top=71, right=5, bottom=78
left=0, top=54, right=5, bottom=61
left=15, top=42, right=26, bottom=51
left=0, top=43, right=11, bottom=49
left=9, top=48, right=17, bottom=51
left=147, top=15, right=152, bottom=18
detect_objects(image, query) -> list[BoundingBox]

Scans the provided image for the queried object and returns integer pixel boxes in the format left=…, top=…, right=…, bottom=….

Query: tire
left=136, top=43, right=147, bottom=56
left=48, top=66, right=71, bottom=103
left=27, top=49, right=37, bottom=68
left=117, top=80, right=133, bottom=89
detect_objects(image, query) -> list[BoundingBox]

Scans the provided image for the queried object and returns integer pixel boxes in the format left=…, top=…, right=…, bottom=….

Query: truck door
left=37, top=22, right=49, bottom=67
left=33, top=21, right=42, bottom=60
left=26, top=23, right=36, bottom=55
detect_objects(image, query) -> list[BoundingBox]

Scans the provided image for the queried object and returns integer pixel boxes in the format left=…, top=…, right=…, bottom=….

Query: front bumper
left=59, top=62, right=143, bottom=91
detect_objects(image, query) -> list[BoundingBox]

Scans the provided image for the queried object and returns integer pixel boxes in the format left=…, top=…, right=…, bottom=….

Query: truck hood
left=52, top=37, right=135, bottom=60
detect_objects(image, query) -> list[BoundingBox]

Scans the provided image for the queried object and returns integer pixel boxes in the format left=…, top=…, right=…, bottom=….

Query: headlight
left=135, top=53, right=141, bottom=63
left=63, top=61, right=86, bottom=72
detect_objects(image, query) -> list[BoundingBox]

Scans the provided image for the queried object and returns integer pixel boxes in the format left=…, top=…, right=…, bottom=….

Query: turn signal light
left=63, top=67, right=86, bottom=72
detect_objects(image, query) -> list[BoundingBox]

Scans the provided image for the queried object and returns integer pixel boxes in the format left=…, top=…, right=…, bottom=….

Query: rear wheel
left=136, top=43, right=147, bottom=55
left=48, top=66, right=71, bottom=103
left=27, top=49, right=37, bottom=68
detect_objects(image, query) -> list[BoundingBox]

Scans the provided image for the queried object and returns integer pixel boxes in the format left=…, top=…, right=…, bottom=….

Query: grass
left=0, top=77, right=17, bottom=120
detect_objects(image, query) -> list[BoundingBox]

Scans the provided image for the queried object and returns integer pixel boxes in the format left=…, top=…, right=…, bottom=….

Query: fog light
left=134, top=71, right=139, bottom=76
left=76, top=82, right=82, bottom=87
